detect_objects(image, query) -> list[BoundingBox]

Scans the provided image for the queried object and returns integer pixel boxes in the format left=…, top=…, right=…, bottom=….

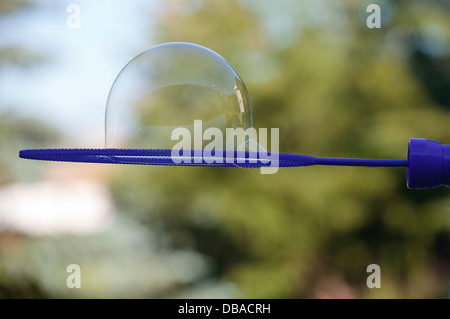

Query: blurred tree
left=0, top=0, right=30, bottom=16
left=0, top=0, right=45, bottom=67
left=0, top=112, right=60, bottom=184
left=0, top=0, right=58, bottom=298
left=0, top=0, right=58, bottom=183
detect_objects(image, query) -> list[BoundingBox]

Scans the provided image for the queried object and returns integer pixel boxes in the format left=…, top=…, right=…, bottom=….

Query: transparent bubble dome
left=105, top=42, right=252, bottom=153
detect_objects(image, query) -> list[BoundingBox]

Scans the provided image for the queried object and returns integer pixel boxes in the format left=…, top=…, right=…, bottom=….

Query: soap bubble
left=105, top=42, right=253, bottom=163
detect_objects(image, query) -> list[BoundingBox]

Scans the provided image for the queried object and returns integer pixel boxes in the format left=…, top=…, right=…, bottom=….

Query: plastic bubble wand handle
left=312, top=157, right=408, bottom=167
left=19, top=138, right=450, bottom=189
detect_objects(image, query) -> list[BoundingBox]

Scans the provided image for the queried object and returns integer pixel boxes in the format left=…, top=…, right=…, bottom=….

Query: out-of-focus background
left=0, top=0, right=449, bottom=298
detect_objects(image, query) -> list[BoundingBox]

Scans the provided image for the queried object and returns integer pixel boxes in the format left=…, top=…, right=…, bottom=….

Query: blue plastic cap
left=407, top=138, right=450, bottom=189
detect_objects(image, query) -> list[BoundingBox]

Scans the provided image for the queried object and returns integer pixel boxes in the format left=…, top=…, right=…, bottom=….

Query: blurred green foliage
left=110, top=0, right=450, bottom=298
left=0, top=0, right=449, bottom=298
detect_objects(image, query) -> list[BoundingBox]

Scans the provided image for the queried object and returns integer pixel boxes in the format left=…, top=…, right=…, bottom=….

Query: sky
left=0, top=0, right=160, bottom=146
